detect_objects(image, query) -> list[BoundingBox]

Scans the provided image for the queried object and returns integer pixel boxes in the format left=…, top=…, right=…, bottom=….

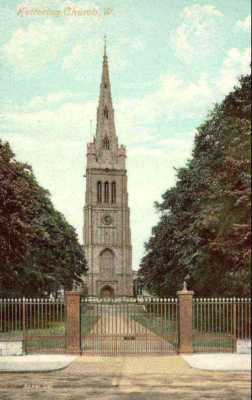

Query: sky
left=0, top=0, right=251, bottom=270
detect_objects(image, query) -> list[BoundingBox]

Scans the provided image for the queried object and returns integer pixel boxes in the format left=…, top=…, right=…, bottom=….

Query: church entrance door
left=100, top=285, right=114, bottom=298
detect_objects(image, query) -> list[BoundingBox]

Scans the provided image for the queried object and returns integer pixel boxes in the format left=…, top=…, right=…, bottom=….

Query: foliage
left=0, top=141, right=87, bottom=296
left=139, top=74, right=251, bottom=296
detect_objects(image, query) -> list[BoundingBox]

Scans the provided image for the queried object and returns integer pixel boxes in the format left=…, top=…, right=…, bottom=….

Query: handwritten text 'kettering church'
left=17, top=7, right=113, bottom=18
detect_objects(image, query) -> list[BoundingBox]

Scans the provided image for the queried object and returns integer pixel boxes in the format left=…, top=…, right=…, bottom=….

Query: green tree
left=140, top=74, right=251, bottom=297
left=0, top=140, right=87, bottom=296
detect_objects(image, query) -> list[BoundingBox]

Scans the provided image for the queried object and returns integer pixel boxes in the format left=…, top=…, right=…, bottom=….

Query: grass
left=0, top=322, right=65, bottom=338
left=131, top=311, right=235, bottom=351
left=0, top=322, right=66, bottom=352
left=81, top=313, right=99, bottom=336
left=193, top=332, right=235, bottom=351
left=131, top=311, right=177, bottom=335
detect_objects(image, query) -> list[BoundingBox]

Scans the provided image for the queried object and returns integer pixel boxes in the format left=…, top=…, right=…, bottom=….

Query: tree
left=139, top=74, right=251, bottom=297
left=0, top=140, right=87, bottom=296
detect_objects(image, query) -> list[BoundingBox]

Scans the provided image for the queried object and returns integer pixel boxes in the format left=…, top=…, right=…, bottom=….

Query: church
left=83, top=41, right=133, bottom=297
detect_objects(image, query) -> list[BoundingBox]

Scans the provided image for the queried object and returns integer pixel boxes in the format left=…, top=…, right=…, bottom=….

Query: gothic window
left=100, top=249, right=114, bottom=276
left=103, top=136, right=110, bottom=150
left=97, top=181, right=102, bottom=203
left=111, top=181, right=116, bottom=204
left=104, top=106, right=109, bottom=119
left=104, top=181, right=109, bottom=203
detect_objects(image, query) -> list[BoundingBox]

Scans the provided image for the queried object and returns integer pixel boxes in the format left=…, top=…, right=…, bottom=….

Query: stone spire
left=95, top=37, right=118, bottom=150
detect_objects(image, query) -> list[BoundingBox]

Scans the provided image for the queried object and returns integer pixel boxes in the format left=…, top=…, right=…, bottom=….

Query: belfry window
left=104, top=106, right=109, bottom=119
left=111, top=182, right=116, bottom=204
left=97, top=181, right=102, bottom=203
left=103, top=136, right=110, bottom=150
left=104, top=181, right=109, bottom=203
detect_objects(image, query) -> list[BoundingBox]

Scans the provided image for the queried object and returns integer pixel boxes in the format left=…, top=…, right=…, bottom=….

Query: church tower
left=83, top=40, right=133, bottom=297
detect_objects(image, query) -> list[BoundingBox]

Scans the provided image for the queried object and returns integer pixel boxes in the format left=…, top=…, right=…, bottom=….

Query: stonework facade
left=83, top=43, right=133, bottom=296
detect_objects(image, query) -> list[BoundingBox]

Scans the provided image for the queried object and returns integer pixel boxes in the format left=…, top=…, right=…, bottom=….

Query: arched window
left=103, top=136, right=110, bottom=150
left=104, top=181, right=109, bottom=203
left=111, top=181, right=116, bottom=204
left=100, top=249, right=114, bottom=276
left=97, top=181, right=102, bottom=203
left=104, top=105, right=109, bottom=119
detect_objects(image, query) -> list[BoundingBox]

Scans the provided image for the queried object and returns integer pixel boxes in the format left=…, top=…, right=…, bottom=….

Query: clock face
left=102, top=214, right=113, bottom=225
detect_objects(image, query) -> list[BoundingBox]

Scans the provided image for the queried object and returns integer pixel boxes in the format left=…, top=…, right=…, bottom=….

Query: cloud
left=62, top=38, right=102, bottom=76
left=159, top=73, right=215, bottom=114
left=3, top=43, right=247, bottom=154
left=2, top=1, right=142, bottom=76
left=1, top=68, right=215, bottom=148
left=2, top=19, right=68, bottom=72
left=218, top=47, right=251, bottom=94
left=172, top=4, right=223, bottom=64
left=2, top=100, right=96, bottom=141
left=115, top=72, right=215, bottom=143
left=2, top=1, right=102, bottom=73
left=26, top=91, right=78, bottom=110
left=235, top=15, right=251, bottom=32
left=131, top=38, right=144, bottom=51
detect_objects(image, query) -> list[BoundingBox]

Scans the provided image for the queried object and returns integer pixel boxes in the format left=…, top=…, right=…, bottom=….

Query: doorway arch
left=100, top=285, right=114, bottom=298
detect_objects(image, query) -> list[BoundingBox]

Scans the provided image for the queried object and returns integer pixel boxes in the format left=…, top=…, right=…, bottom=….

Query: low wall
left=0, top=339, right=23, bottom=356
left=237, top=340, right=251, bottom=354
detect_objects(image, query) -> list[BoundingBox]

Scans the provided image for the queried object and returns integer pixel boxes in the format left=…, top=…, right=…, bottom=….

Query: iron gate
left=81, top=297, right=178, bottom=355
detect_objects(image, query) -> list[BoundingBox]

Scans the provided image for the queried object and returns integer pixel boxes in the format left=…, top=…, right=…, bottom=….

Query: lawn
left=81, top=313, right=99, bottom=336
left=193, top=332, right=236, bottom=352
left=0, top=322, right=66, bottom=353
left=131, top=311, right=177, bottom=337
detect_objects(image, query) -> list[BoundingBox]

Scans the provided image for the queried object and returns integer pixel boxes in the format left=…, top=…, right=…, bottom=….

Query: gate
left=81, top=297, right=178, bottom=355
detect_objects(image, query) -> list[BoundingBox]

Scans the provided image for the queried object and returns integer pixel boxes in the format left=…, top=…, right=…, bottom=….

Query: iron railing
left=0, top=296, right=250, bottom=355
left=193, top=298, right=251, bottom=352
left=0, top=298, right=65, bottom=353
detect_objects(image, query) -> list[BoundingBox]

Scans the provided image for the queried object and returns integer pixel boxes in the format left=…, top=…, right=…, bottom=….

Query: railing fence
left=0, top=295, right=251, bottom=354
left=193, top=297, right=251, bottom=352
left=0, top=298, right=65, bottom=353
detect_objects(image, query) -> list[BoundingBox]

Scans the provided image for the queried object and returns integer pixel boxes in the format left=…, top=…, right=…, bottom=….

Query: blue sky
left=0, top=0, right=251, bottom=270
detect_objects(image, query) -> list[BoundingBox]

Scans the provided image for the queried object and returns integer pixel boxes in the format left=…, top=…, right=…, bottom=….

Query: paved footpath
left=0, top=355, right=250, bottom=400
